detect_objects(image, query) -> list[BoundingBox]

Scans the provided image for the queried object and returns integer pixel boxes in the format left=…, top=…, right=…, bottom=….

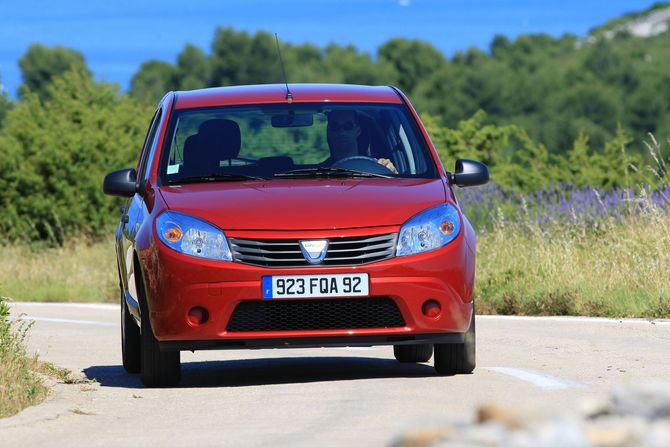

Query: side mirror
left=103, top=168, right=137, bottom=197
left=450, top=159, right=489, bottom=187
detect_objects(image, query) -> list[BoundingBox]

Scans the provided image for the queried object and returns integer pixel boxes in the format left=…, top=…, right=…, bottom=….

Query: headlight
left=156, top=211, right=232, bottom=261
left=396, top=203, right=461, bottom=256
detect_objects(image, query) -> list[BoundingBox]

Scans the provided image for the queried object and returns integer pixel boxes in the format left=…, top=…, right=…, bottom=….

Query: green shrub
left=0, top=296, right=48, bottom=418
left=0, top=70, right=152, bottom=244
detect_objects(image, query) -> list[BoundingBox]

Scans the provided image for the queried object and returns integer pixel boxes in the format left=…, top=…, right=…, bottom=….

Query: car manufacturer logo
left=299, top=240, right=329, bottom=264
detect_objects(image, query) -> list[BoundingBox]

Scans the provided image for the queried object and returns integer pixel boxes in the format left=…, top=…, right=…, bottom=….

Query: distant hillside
left=3, top=3, right=670, bottom=163
left=591, top=2, right=670, bottom=38
left=120, top=3, right=670, bottom=156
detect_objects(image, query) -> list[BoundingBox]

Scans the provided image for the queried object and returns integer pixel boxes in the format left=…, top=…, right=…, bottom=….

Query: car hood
left=159, top=178, right=446, bottom=231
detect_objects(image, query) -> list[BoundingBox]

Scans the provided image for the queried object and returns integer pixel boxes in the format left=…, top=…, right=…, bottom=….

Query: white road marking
left=338, top=347, right=380, bottom=351
left=0, top=304, right=647, bottom=391
left=478, top=315, right=670, bottom=326
left=7, top=303, right=670, bottom=326
left=10, top=316, right=116, bottom=327
left=7, top=302, right=118, bottom=311
left=485, top=367, right=583, bottom=390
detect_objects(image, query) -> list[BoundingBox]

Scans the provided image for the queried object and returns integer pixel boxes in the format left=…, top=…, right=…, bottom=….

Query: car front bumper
left=139, top=228, right=476, bottom=349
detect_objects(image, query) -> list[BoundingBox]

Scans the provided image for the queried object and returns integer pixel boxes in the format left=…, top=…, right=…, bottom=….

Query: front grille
left=229, top=233, right=397, bottom=268
left=226, top=298, right=405, bottom=332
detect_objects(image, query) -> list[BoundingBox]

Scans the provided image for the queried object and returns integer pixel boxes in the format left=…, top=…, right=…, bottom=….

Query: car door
left=117, top=106, right=164, bottom=316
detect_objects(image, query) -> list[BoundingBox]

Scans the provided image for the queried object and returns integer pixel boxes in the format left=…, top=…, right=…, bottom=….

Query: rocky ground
left=392, top=384, right=670, bottom=447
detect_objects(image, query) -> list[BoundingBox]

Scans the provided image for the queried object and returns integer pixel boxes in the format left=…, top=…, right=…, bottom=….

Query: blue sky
left=0, top=0, right=659, bottom=97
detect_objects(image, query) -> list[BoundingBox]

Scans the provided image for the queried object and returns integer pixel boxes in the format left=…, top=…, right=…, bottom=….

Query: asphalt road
left=3, top=302, right=670, bottom=446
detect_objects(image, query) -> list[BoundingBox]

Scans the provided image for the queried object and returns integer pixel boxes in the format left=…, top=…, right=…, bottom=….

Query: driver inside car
left=324, top=110, right=398, bottom=174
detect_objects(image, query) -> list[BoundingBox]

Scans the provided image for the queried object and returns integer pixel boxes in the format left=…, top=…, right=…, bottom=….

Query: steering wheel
left=331, top=156, right=394, bottom=175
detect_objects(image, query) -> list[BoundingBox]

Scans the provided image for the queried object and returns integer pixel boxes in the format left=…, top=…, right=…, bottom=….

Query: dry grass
left=476, top=204, right=670, bottom=317
left=0, top=238, right=117, bottom=303
left=0, top=218, right=668, bottom=317
left=0, top=299, right=48, bottom=418
left=1, top=137, right=669, bottom=316
left=475, top=134, right=670, bottom=318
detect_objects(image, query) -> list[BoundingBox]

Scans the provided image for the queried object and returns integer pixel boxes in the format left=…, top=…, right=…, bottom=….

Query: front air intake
left=226, top=297, right=405, bottom=332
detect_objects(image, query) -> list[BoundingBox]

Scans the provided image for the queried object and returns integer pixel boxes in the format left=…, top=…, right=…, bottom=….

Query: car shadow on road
left=83, top=365, right=144, bottom=388
left=84, top=356, right=438, bottom=388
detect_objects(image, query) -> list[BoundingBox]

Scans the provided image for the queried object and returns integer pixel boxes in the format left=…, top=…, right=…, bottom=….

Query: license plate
left=262, top=273, right=369, bottom=299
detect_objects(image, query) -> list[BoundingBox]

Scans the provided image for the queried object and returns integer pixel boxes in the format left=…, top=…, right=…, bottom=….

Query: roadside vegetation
left=461, top=135, right=670, bottom=317
left=472, top=185, right=670, bottom=317
left=0, top=3, right=668, bottom=315
left=0, top=239, right=117, bottom=302
left=1, top=136, right=667, bottom=317
left=0, top=296, right=48, bottom=418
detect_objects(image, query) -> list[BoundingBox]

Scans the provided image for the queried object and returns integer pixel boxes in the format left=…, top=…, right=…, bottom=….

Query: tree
left=0, top=70, right=152, bottom=243
left=176, top=44, right=210, bottom=90
left=210, top=29, right=319, bottom=86
left=18, top=44, right=91, bottom=100
left=592, top=124, right=638, bottom=189
left=423, top=110, right=516, bottom=167
left=125, top=22, right=670, bottom=170
left=583, top=39, right=637, bottom=89
left=625, top=80, right=667, bottom=135
left=0, top=75, right=13, bottom=129
left=378, top=38, right=445, bottom=93
left=323, top=44, right=396, bottom=86
left=490, top=35, right=512, bottom=59
left=564, top=132, right=594, bottom=187
left=209, top=27, right=253, bottom=86
left=284, top=43, right=324, bottom=83
left=412, top=64, right=474, bottom=125
left=423, top=110, right=567, bottom=191
left=247, top=32, right=285, bottom=84
left=544, top=82, right=622, bottom=151
left=130, top=60, right=177, bottom=104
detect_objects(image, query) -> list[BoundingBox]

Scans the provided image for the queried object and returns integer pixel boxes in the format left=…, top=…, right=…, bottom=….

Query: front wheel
left=434, top=308, right=476, bottom=375
left=136, top=267, right=181, bottom=387
left=394, top=344, right=433, bottom=363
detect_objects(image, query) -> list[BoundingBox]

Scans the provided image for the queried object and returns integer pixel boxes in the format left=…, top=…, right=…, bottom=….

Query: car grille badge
left=299, top=240, right=329, bottom=264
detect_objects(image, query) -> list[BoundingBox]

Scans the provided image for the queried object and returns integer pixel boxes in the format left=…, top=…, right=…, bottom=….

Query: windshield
left=159, top=102, right=438, bottom=184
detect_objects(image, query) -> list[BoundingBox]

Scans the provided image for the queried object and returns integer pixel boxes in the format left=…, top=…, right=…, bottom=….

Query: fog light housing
left=187, top=306, right=209, bottom=326
left=422, top=300, right=441, bottom=318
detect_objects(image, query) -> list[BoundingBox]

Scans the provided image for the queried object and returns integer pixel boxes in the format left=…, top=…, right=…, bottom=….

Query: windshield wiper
left=274, top=167, right=391, bottom=179
left=168, top=173, right=266, bottom=184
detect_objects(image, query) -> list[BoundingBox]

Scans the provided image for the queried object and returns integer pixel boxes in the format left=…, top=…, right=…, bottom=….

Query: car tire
left=434, top=308, right=476, bottom=375
left=136, top=268, right=181, bottom=388
left=121, top=290, right=141, bottom=373
left=393, top=344, right=433, bottom=363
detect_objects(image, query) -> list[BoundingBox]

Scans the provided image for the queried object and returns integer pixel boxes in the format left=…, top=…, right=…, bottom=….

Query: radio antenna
left=274, top=33, right=293, bottom=101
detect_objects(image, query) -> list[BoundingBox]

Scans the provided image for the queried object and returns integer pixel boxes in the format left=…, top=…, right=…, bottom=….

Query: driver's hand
left=377, top=158, right=398, bottom=174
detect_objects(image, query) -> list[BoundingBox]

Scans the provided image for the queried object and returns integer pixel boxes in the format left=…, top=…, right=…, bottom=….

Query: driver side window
left=137, top=108, right=163, bottom=184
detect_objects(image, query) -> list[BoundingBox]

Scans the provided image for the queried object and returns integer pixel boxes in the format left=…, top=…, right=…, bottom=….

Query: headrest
left=198, top=119, right=241, bottom=159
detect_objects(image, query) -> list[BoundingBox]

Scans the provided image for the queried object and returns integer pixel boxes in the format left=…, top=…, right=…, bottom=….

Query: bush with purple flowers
left=458, top=135, right=670, bottom=318
left=458, top=181, right=670, bottom=232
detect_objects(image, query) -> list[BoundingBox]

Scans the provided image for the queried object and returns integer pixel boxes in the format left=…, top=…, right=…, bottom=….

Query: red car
left=103, top=84, right=488, bottom=387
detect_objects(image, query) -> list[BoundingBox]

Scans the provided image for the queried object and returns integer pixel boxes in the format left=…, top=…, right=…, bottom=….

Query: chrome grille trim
left=328, top=234, right=393, bottom=244
left=327, top=241, right=395, bottom=253
left=229, top=233, right=398, bottom=267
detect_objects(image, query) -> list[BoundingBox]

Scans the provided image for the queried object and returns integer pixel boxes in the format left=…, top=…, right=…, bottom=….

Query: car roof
left=173, top=84, right=403, bottom=109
